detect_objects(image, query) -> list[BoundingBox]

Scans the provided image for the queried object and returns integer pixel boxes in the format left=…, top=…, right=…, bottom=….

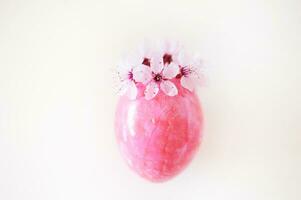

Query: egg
left=115, top=83, right=203, bottom=182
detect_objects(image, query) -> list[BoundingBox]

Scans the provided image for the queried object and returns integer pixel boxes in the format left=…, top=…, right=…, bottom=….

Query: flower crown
left=117, top=41, right=203, bottom=100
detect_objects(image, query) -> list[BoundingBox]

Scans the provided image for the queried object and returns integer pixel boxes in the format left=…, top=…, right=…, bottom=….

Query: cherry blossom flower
left=117, top=43, right=155, bottom=99
left=117, top=59, right=138, bottom=100
left=141, top=57, right=179, bottom=100
left=176, top=52, right=203, bottom=92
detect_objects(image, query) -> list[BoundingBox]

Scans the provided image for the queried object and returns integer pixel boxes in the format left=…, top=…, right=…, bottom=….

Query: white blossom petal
left=118, top=80, right=130, bottom=96
left=127, top=81, right=138, bottom=100
left=177, top=51, right=190, bottom=67
left=160, top=80, right=178, bottom=96
left=150, top=54, right=163, bottom=73
left=162, top=63, right=179, bottom=79
left=137, top=40, right=154, bottom=59
left=132, top=65, right=152, bottom=84
left=180, top=76, right=195, bottom=92
left=117, top=68, right=130, bottom=81
left=158, top=40, right=181, bottom=63
left=157, top=40, right=168, bottom=55
left=192, top=53, right=203, bottom=67
left=150, top=62, right=163, bottom=74
left=166, top=40, right=180, bottom=55
left=144, top=82, right=159, bottom=100
left=157, top=40, right=179, bottom=54
left=117, top=58, right=133, bottom=80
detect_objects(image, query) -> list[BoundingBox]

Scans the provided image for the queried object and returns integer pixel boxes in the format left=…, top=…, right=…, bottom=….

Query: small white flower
left=117, top=59, right=138, bottom=100
left=117, top=41, right=159, bottom=100
left=177, top=51, right=203, bottom=92
left=141, top=57, right=179, bottom=100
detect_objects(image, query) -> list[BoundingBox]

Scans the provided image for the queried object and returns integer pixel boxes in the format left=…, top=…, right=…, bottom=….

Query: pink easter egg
left=115, top=83, right=203, bottom=182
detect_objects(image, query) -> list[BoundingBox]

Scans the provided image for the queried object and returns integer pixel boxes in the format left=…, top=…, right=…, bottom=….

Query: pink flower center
left=153, top=73, right=163, bottom=82
left=163, top=54, right=172, bottom=65
left=128, top=71, right=133, bottom=80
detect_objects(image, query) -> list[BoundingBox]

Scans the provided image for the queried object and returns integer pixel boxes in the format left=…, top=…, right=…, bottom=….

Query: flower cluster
left=117, top=41, right=203, bottom=100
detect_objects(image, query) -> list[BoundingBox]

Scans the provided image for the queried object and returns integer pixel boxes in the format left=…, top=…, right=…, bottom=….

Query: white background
left=0, top=0, right=300, bottom=199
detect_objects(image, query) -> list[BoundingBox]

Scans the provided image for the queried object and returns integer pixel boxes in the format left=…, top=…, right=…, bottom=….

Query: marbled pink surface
left=115, top=82, right=203, bottom=182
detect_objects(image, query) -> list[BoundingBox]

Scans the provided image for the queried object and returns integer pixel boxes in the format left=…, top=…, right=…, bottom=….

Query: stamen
left=181, top=67, right=191, bottom=76
left=142, top=58, right=151, bottom=66
left=153, top=73, right=162, bottom=82
left=128, top=71, right=133, bottom=80
left=176, top=66, right=191, bottom=78
left=163, top=54, right=172, bottom=65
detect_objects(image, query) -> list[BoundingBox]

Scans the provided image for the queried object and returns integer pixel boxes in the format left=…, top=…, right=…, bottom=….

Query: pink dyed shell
left=115, top=83, right=203, bottom=182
